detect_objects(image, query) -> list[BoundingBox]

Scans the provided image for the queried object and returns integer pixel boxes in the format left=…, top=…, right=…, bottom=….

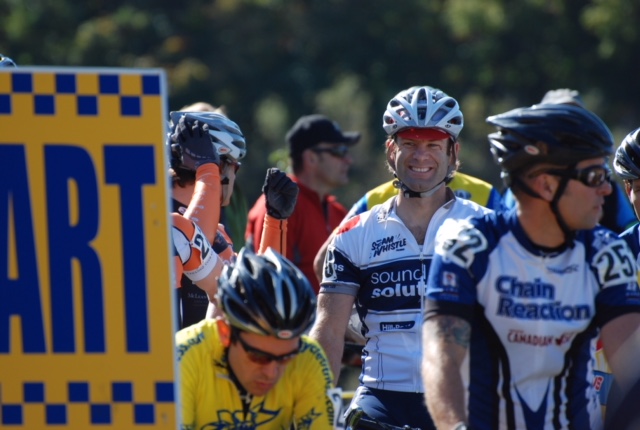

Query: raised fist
left=262, top=168, right=299, bottom=220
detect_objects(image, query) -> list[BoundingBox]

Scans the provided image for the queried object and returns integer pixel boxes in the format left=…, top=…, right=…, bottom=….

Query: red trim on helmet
left=397, top=128, right=451, bottom=141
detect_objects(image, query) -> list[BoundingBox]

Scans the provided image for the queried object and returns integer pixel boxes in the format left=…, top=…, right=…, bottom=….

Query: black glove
left=262, top=168, right=299, bottom=219
left=171, top=116, right=220, bottom=170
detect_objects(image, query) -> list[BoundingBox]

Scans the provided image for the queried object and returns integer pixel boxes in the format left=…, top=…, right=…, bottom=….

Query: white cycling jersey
left=321, top=190, right=491, bottom=392
left=425, top=209, right=640, bottom=430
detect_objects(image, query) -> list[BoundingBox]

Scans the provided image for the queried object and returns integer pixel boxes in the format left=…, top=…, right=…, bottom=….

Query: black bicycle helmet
left=217, top=247, right=316, bottom=340
left=487, top=103, right=614, bottom=185
left=614, top=127, right=640, bottom=181
left=0, top=54, right=17, bottom=68
left=167, top=111, right=246, bottom=171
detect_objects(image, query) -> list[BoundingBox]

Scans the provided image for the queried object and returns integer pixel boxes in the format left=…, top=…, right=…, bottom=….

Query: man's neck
left=394, top=186, right=451, bottom=245
left=517, top=202, right=566, bottom=248
left=172, top=183, right=195, bottom=208
left=295, top=171, right=331, bottom=200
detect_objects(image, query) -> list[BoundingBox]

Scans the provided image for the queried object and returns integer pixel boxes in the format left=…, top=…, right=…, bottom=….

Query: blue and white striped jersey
left=425, top=209, right=640, bottom=430
left=321, top=191, right=491, bottom=393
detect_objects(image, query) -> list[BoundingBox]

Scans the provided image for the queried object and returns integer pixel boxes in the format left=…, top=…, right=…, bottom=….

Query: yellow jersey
left=176, top=319, right=339, bottom=429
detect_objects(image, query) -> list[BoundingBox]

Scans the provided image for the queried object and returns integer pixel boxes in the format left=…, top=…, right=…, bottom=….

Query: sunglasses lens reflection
left=313, top=145, right=349, bottom=158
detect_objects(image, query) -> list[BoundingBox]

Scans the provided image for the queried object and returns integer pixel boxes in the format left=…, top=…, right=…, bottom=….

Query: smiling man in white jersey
left=309, top=86, right=491, bottom=429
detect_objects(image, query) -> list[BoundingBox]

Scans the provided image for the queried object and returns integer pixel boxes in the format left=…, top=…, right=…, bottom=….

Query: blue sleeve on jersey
left=424, top=218, right=492, bottom=323
left=322, top=243, right=361, bottom=292
left=595, top=283, right=640, bottom=328
left=424, top=253, right=478, bottom=323
left=587, top=227, right=640, bottom=326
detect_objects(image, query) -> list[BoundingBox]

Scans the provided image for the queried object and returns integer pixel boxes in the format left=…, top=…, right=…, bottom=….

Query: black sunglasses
left=311, top=144, right=350, bottom=159
left=546, top=165, right=611, bottom=188
left=235, top=332, right=301, bottom=365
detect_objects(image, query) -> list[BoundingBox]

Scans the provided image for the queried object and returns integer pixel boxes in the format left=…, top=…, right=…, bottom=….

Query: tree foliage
left=2, top=0, right=639, bottom=205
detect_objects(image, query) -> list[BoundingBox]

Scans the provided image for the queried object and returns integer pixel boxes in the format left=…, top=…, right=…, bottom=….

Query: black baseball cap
left=286, top=114, right=361, bottom=157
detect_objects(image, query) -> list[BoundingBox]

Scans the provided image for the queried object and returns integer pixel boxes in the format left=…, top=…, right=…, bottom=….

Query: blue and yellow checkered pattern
left=0, top=71, right=161, bottom=116
left=0, top=67, right=175, bottom=429
left=0, top=381, right=174, bottom=425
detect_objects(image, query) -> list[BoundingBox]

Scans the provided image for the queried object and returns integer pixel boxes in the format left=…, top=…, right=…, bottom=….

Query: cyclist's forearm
left=309, top=292, right=356, bottom=384
left=422, top=316, right=469, bottom=428
left=309, top=320, right=345, bottom=384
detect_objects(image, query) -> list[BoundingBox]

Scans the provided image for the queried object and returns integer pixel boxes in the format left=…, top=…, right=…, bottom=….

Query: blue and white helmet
left=614, top=127, right=640, bottom=181
left=382, top=86, right=464, bottom=139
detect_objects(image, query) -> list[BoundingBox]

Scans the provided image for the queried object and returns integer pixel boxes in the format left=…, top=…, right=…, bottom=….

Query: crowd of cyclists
left=3, top=53, right=640, bottom=430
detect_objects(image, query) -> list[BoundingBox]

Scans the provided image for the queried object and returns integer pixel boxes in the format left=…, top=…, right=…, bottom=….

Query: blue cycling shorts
left=345, top=385, right=436, bottom=430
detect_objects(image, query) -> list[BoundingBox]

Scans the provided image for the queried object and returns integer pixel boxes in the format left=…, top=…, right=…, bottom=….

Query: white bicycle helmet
left=382, top=86, right=463, bottom=139
left=169, top=111, right=246, bottom=170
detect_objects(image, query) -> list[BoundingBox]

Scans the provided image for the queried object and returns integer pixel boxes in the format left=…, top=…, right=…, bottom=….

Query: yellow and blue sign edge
left=0, top=67, right=176, bottom=428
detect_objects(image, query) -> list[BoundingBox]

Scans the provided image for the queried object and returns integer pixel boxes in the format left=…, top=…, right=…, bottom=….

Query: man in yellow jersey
left=176, top=246, right=340, bottom=430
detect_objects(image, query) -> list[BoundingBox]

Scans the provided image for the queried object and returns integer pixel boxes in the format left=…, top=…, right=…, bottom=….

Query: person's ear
left=302, top=149, right=317, bottom=168
left=452, top=141, right=460, bottom=158
left=385, top=139, right=396, bottom=168
left=624, top=180, right=633, bottom=198
left=217, top=319, right=231, bottom=347
left=531, top=173, right=557, bottom=202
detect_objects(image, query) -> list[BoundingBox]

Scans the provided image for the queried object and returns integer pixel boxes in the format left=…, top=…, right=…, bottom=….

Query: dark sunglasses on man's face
left=546, top=165, right=612, bottom=188
left=311, top=144, right=350, bottom=159
left=236, top=332, right=301, bottom=365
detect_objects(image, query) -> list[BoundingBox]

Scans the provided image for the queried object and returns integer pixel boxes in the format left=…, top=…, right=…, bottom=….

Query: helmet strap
left=511, top=176, right=542, bottom=199
left=549, top=172, right=576, bottom=248
left=392, top=175, right=446, bottom=198
left=512, top=170, right=575, bottom=248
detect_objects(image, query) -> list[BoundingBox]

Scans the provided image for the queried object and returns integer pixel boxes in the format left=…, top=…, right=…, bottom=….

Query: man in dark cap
left=245, top=114, right=360, bottom=293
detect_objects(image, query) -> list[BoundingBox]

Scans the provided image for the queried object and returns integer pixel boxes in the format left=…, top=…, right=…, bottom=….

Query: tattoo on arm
left=434, top=316, right=471, bottom=348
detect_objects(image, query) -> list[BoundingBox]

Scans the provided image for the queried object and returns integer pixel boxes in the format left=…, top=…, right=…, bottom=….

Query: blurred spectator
left=245, top=114, right=361, bottom=293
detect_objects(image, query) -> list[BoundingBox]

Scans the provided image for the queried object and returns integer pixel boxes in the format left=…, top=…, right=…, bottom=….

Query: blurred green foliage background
left=3, top=0, right=639, bottom=219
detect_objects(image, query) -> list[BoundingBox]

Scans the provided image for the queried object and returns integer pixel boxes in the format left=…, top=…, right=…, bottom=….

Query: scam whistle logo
left=370, top=235, right=406, bottom=258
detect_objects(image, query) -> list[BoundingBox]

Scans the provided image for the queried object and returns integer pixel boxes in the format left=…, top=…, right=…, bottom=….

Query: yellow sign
left=0, top=67, right=176, bottom=428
